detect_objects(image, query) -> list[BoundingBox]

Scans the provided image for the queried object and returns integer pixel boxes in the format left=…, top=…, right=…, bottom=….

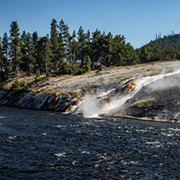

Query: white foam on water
left=54, top=152, right=66, bottom=157
left=0, top=116, right=7, bottom=119
left=167, top=128, right=180, bottom=131
left=53, top=125, right=67, bottom=129
left=8, top=136, right=17, bottom=140
left=145, top=140, right=160, bottom=144
left=42, top=133, right=47, bottom=135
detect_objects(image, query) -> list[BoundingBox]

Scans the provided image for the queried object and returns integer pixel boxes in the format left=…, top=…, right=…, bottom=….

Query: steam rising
left=81, top=69, right=180, bottom=118
left=81, top=94, right=99, bottom=118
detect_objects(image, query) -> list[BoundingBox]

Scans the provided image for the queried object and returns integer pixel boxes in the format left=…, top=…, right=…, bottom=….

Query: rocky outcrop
left=0, top=90, right=80, bottom=113
left=110, top=73, right=180, bottom=123
left=1, top=62, right=180, bottom=123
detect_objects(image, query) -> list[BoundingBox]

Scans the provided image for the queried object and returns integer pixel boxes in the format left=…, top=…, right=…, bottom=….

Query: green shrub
left=35, top=76, right=46, bottom=82
left=84, top=56, right=91, bottom=73
left=59, top=62, right=80, bottom=75
left=36, top=68, right=41, bottom=77
left=10, top=79, right=21, bottom=91
left=76, top=68, right=84, bottom=75
left=46, top=70, right=51, bottom=78
left=134, top=99, right=153, bottom=108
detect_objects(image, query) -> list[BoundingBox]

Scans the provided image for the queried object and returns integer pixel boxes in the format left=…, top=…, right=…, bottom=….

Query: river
left=0, top=106, right=180, bottom=179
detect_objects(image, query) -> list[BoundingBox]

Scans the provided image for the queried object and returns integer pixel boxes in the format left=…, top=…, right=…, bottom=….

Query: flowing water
left=0, top=106, right=180, bottom=179
left=82, top=69, right=180, bottom=118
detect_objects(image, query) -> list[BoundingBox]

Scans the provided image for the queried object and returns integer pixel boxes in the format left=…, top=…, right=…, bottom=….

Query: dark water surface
left=0, top=106, right=180, bottom=179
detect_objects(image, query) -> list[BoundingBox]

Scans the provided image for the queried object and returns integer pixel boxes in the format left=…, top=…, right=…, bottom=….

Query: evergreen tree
left=86, top=30, right=91, bottom=42
left=32, top=31, right=38, bottom=48
left=122, top=43, right=134, bottom=65
left=42, top=34, right=52, bottom=72
left=139, top=45, right=150, bottom=63
left=91, top=29, right=102, bottom=64
left=150, top=44, right=162, bottom=62
left=69, top=30, right=78, bottom=63
left=9, top=21, right=21, bottom=72
left=84, top=55, right=91, bottom=72
left=59, top=19, right=70, bottom=60
left=26, top=32, right=35, bottom=72
left=20, top=31, right=27, bottom=71
left=103, top=32, right=113, bottom=66
left=150, top=33, right=180, bottom=48
left=2, top=33, right=9, bottom=63
left=111, top=35, right=126, bottom=66
left=50, top=18, right=59, bottom=69
left=32, top=31, right=39, bottom=72
left=56, top=32, right=65, bottom=69
left=0, top=37, right=4, bottom=71
left=77, top=26, right=87, bottom=66
left=36, top=38, right=44, bottom=70
left=84, top=30, right=91, bottom=61
left=2, top=33, right=9, bottom=73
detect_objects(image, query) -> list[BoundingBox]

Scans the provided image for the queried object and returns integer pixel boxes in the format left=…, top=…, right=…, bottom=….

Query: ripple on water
left=0, top=107, right=180, bottom=179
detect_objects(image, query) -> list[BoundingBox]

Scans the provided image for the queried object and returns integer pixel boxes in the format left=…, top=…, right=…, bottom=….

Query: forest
left=0, top=18, right=180, bottom=81
left=149, top=33, right=180, bottom=48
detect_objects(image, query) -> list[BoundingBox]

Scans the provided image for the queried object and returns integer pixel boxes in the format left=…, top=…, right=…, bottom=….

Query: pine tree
left=2, top=33, right=8, bottom=62
left=84, top=55, right=91, bottom=72
left=111, top=35, right=126, bottom=66
left=77, top=26, right=86, bottom=66
left=56, top=32, right=65, bottom=69
left=42, top=34, right=52, bottom=72
left=0, top=37, right=4, bottom=71
left=9, top=21, right=21, bottom=72
left=68, top=30, right=79, bottom=63
left=26, top=32, right=35, bottom=72
left=85, top=30, right=91, bottom=58
left=59, top=19, right=70, bottom=61
left=2, top=33, right=9, bottom=73
left=50, top=18, right=59, bottom=69
left=32, top=31, right=39, bottom=72
left=20, top=31, right=27, bottom=71
left=32, top=31, right=38, bottom=49
left=91, top=29, right=102, bottom=64
left=103, top=32, right=113, bottom=66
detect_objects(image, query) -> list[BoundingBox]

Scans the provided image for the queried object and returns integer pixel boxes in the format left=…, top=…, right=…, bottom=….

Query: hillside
left=148, top=33, right=180, bottom=48
left=1, top=61, right=180, bottom=99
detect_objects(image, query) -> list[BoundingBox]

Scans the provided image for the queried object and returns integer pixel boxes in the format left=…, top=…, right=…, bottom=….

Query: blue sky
left=0, top=0, right=180, bottom=49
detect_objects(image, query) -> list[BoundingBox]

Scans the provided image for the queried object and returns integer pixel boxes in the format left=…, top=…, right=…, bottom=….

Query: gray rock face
left=1, top=66, right=180, bottom=122
left=16, top=92, right=33, bottom=108
left=117, top=74, right=180, bottom=122
left=0, top=90, right=79, bottom=113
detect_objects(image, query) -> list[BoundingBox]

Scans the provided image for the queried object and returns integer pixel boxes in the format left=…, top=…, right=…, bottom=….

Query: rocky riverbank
left=1, top=61, right=180, bottom=122
left=106, top=72, right=180, bottom=123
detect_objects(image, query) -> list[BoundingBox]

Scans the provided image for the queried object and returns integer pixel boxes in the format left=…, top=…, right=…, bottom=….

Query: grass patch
left=134, top=99, right=153, bottom=108
left=35, top=76, right=46, bottom=83
left=43, top=88, right=54, bottom=95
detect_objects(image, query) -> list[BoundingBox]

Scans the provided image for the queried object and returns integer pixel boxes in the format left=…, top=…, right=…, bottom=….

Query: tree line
left=0, top=19, right=180, bottom=81
left=150, top=33, right=180, bottom=49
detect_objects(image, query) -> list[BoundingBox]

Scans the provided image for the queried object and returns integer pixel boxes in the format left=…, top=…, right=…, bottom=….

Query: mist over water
left=81, top=94, right=99, bottom=118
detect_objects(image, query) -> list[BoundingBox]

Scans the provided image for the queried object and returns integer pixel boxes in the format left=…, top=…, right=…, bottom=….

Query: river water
left=0, top=106, right=180, bottom=179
